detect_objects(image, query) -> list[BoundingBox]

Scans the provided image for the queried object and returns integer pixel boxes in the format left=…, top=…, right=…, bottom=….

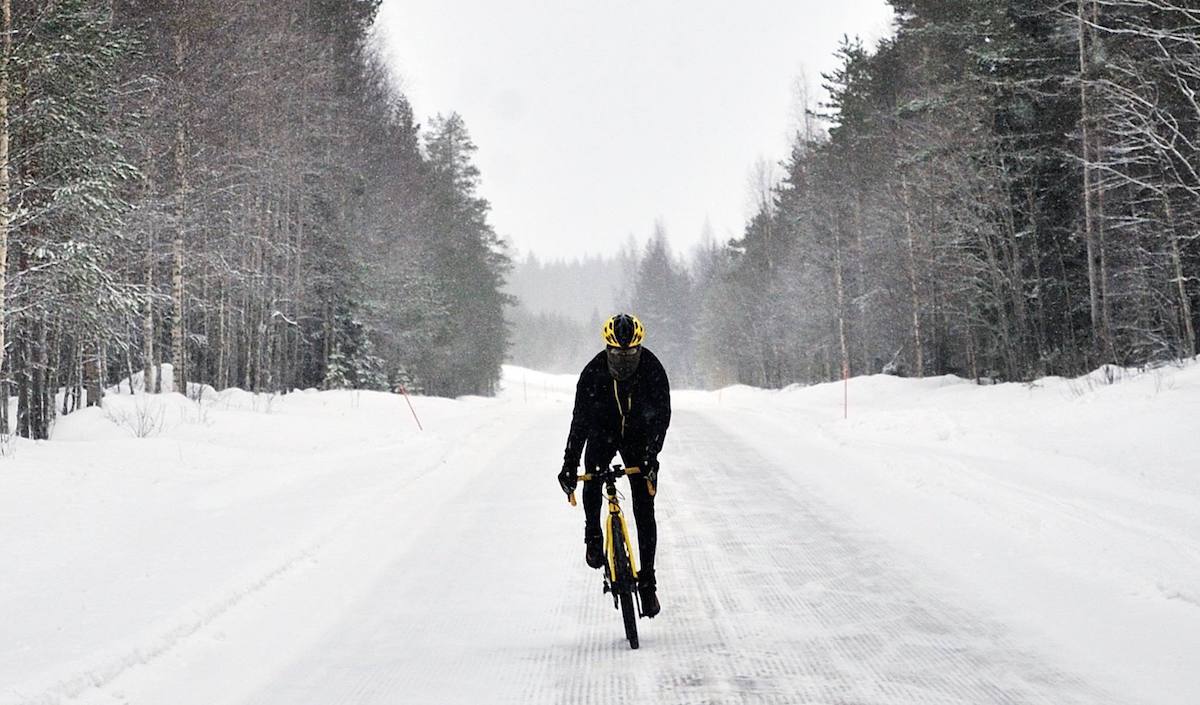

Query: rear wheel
left=610, top=519, right=639, bottom=649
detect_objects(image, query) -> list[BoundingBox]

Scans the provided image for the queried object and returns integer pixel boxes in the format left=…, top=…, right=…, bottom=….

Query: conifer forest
left=700, top=0, right=1200, bottom=390
left=0, top=0, right=510, bottom=439
left=5, top=0, right=1200, bottom=439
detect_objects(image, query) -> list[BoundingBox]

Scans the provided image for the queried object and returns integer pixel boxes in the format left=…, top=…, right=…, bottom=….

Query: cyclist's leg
left=582, top=442, right=617, bottom=546
left=619, top=448, right=657, bottom=588
left=628, top=476, right=657, bottom=586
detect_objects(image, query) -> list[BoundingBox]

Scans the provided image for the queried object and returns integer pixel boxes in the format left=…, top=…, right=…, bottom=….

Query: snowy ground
left=2, top=363, right=1197, bottom=705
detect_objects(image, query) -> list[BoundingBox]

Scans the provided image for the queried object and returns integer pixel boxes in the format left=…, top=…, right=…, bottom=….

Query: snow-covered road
left=4, top=365, right=1198, bottom=705
left=229, top=409, right=1117, bottom=705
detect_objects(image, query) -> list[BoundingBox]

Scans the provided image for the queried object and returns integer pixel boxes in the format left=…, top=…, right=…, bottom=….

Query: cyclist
left=558, top=313, right=671, bottom=618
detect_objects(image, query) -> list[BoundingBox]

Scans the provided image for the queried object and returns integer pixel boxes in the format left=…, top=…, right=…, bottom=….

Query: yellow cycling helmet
left=602, top=313, right=644, bottom=348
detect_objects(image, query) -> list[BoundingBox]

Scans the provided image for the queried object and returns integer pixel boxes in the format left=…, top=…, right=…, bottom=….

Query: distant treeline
left=505, top=246, right=634, bottom=374
left=505, top=225, right=713, bottom=387
left=0, top=0, right=510, bottom=439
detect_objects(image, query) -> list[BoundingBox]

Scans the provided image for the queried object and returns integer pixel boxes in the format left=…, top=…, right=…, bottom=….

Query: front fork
left=603, top=484, right=640, bottom=610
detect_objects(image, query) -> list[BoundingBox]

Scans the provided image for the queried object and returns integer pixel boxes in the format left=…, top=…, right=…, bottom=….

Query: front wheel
left=610, top=519, right=639, bottom=649
left=619, top=592, right=639, bottom=649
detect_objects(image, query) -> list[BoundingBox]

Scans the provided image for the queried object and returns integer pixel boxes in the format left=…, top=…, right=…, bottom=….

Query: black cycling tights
left=581, top=444, right=657, bottom=587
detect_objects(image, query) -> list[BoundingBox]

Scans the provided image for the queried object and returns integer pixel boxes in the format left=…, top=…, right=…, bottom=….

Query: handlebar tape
left=566, top=467, right=643, bottom=501
left=575, top=466, right=640, bottom=482
left=567, top=467, right=642, bottom=505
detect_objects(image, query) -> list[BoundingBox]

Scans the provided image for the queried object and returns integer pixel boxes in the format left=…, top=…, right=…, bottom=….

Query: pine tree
left=418, top=113, right=511, bottom=396
left=7, top=0, right=142, bottom=437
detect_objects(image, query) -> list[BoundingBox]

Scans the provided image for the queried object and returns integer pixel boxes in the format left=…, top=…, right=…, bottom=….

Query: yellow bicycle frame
left=567, top=465, right=650, bottom=581
left=605, top=489, right=639, bottom=582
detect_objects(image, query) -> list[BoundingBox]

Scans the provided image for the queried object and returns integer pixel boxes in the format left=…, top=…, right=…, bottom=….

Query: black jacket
left=563, top=348, right=671, bottom=468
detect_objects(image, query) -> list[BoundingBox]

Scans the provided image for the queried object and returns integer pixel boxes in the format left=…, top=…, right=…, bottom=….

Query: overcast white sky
left=374, top=0, right=896, bottom=262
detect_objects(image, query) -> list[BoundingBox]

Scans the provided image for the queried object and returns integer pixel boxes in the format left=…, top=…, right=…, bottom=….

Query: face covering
left=607, top=346, right=642, bottom=381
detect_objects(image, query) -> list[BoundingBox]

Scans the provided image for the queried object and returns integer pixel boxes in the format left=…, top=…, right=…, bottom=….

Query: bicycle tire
left=619, top=591, right=638, bottom=649
left=610, top=519, right=639, bottom=649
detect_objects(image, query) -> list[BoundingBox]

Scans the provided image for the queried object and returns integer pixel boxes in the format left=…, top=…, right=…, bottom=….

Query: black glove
left=558, top=463, right=578, bottom=496
left=643, top=458, right=659, bottom=489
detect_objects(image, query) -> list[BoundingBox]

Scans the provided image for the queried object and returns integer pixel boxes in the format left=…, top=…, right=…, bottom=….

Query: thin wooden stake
left=398, top=384, right=423, bottom=431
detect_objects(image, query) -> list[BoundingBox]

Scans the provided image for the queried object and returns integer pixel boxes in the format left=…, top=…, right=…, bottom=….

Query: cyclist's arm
left=563, top=372, right=591, bottom=468
left=643, top=355, right=672, bottom=460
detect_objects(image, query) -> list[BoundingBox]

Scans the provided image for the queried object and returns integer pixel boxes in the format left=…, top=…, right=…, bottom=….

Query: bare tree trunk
left=278, top=184, right=291, bottom=391
left=143, top=221, right=156, bottom=392
left=980, top=225, right=1018, bottom=379
left=85, top=339, right=103, bottom=408
left=27, top=325, right=40, bottom=438
left=899, top=173, right=924, bottom=377
left=73, top=341, right=82, bottom=412
left=236, top=198, right=251, bottom=389
left=291, top=178, right=303, bottom=389
left=0, top=0, right=11, bottom=389
left=100, top=339, right=109, bottom=395
left=966, top=326, right=979, bottom=382
left=171, top=31, right=187, bottom=395
left=262, top=198, right=273, bottom=395
left=15, top=331, right=27, bottom=437
left=852, top=198, right=871, bottom=372
left=1001, top=190, right=1029, bottom=375
left=36, top=320, right=52, bottom=439
left=171, top=236, right=184, bottom=393
left=832, top=216, right=851, bottom=381
left=1164, top=197, right=1196, bottom=357
left=264, top=321, right=276, bottom=392
left=1096, top=171, right=1114, bottom=361
left=216, top=284, right=227, bottom=389
left=62, top=338, right=76, bottom=415
left=241, top=276, right=251, bottom=389
left=125, top=346, right=135, bottom=394
left=322, top=300, right=333, bottom=387
left=1078, top=0, right=1112, bottom=362
left=1027, top=190, right=1048, bottom=366
left=1090, top=0, right=1116, bottom=363
left=199, top=224, right=209, bottom=388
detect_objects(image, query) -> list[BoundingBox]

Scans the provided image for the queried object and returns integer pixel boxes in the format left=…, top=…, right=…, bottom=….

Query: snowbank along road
left=2, top=364, right=1197, bottom=705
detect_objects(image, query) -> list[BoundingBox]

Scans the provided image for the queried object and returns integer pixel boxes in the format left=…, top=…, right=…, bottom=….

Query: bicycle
left=568, top=463, right=655, bottom=649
